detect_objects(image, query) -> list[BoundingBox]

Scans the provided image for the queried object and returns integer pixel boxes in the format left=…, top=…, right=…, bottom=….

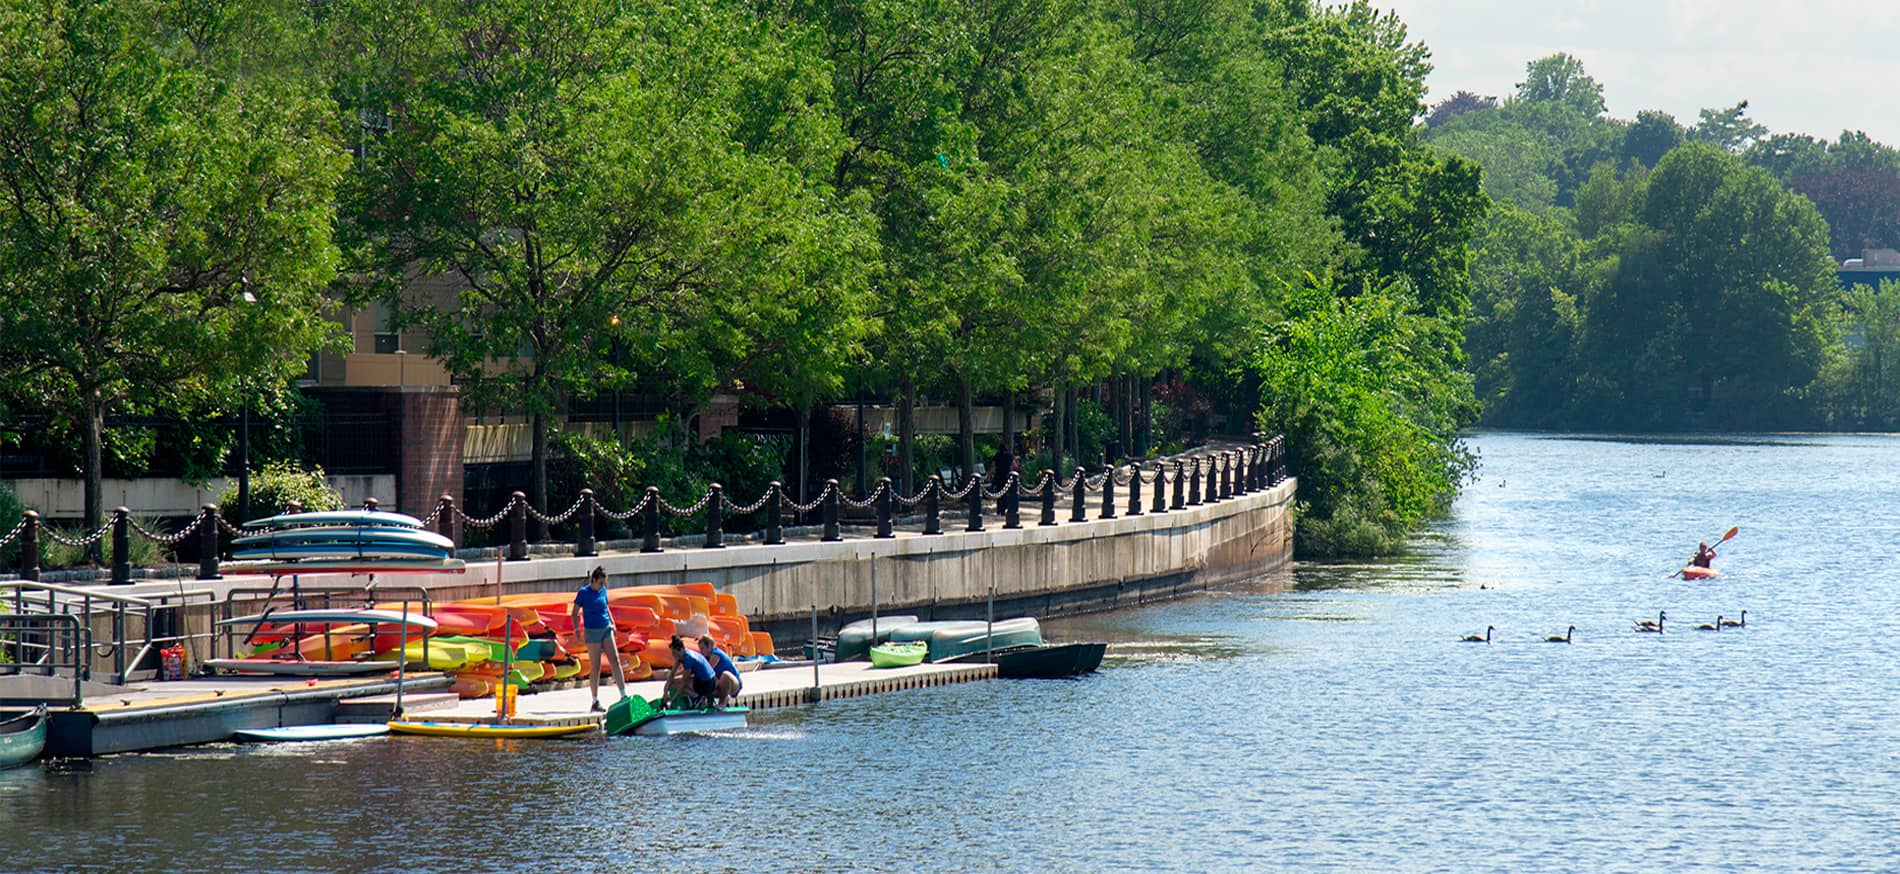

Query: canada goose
left=1693, top=616, right=1722, bottom=631
left=1634, top=611, right=1666, bottom=633
left=1460, top=626, right=1495, bottom=643
left=1545, top=626, right=1575, bottom=643
left=1720, top=611, right=1747, bottom=628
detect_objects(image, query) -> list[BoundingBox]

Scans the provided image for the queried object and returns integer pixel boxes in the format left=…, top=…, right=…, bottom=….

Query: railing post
left=1203, top=458, right=1218, bottom=504
left=1070, top=468, right=1087, bottom=522
left=1100, top=467, right=1117, bottom=519
left=705, top=484, right=725, bottom=548
left=437, top=495, right=456, bottom=545
left=1152, top=463, right=1168, bottom=513
left=1039, top=474, right=1057, bottom=526
left=1221, top=452, right=1234, bottom=499
left=508, top=492, right=528, bottom=561
left=965, top=475, right=984, bottom=532
left=1003, top=473, right=1022, bottom=529
left=364, top=497, right=379, bottom=511
left=111, top=506, right=131, bottom=585
left=1231, top=451, right=1246, bottom=496
left=1127, top=464, right=1143, bottom=517
left=763, top=483, right=784, bottom=545
left=822, top=480, right=842, bottom=542
left=642, top=487, right=663, bottom=552
left=197, top=504, right=220, bottom=580
left=1188, top=461, right=1203, bottom=506
left=577, top=489, right=597, bottom=557
left=19, top=510, right=39, bottom=581
left=1172, top=461, right=1185, bottom=510
left=875, top=478, right=894, bottom=539
left=923, top=476, right=943, bottom=535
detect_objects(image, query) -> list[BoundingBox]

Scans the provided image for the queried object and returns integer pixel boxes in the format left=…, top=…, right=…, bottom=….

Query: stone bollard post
left=1221, top=452, right=1233, bottom=499
left=1172, top=461, right=1185, bottom=510
left=1039, top=474, right=1058, bottom=526
left=1003, top=473, right=1022, bottom=529
left=111, top=507, right=131, bottom=585
left=1152, top=463, right=1168, bottom=514
left=875, top=478, right=895, bottom=539
left=1188, top=461, right=1203, bottom=506
left=197, top=504, right=220, bottom=580
left=508, top=492, right=528, bottom=561
left=19, top=510, right=39, bottom=582
left=642, top=487, right=663, bottom=552
left=1100, top=467, right=1117, bottom=520
left=965, top=475, right=985, bottom=532
left=577, top=489, right=597, bottom=557
left=1127, top=464, right=1143, bottom=517
left=437, top=495, right=456, bottom=544
left=923, top=476, right=943, bottom=535
left=1070, top=468, right=1088, bottom=522
left=764, top=483, right=785, bottom=545
left=822, top=480, right=842, bottom=542
left=705, top=484, right=725, bottom=548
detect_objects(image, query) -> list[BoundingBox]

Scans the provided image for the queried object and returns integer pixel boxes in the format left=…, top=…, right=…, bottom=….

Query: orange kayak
left=1680, top=566, right=1718, bottom=580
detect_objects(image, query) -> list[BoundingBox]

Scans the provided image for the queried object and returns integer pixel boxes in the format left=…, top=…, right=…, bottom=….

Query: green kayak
left=868, top=642, right=927, bottom=668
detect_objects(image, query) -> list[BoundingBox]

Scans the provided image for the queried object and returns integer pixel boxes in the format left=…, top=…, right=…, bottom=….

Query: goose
left=1634, top=611, right=1666, bottom=633
left=1545, top=626, right=1575, bottom=644
left=1693, top=616, right=1722, bottom=632
left=1720, top=611, right=1747, bottom=628
left=1460, top=625, right=1495, bottom=643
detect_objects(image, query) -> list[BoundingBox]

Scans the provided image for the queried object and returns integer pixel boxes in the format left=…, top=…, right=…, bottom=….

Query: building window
left=372, top=300, right=400, bottom=354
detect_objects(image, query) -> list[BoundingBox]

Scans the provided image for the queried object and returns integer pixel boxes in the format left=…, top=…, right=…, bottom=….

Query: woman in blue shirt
left=664, top=635, right=718, bottom=709
left=697, top=633, right=741, bottom=708
left=569, top=566, right=627, bottom=712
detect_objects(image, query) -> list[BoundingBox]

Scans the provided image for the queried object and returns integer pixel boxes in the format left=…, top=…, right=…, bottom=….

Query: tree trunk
left=796, top=404, right=812, bottom=523
left=956, top=374, right=975, bottom=485
left=83, top=392, right=105, bottom=564
left=1048, top=385, right=1065, bottom=474
left=1138, top=375, right=1152, bottom=456
left=529, top=409, right=549, bottom=541
left=899, top=376, right=916, bottom=496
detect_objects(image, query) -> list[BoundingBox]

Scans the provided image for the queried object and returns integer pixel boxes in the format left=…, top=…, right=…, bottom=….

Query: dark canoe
left=944, top=642, right=1107, bottom=678
left=0, top=706, right=47, bottom=769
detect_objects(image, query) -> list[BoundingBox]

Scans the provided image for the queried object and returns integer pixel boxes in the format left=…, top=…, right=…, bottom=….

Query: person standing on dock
left=698, top=634, right=741, bottom=709
left=571, top=566, right=627, bottom=712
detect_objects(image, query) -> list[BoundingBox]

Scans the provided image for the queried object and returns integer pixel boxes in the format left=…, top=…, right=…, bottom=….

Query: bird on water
left=1693, top=616, right=1722, bottom=631
left=1720, top=611, right=1747, bottom=628
left=1634, top=611, right=1666, bottom=633
left=1545, top=626, right=1575, bottom=644
left=1461, top=626, right=1494, bottom=643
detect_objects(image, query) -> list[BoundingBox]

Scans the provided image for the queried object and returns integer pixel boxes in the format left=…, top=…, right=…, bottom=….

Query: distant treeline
left=1428, top=53, right=1900, bottom=432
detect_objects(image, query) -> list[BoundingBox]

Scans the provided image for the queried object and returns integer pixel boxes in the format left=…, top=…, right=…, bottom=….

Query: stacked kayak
left=886, top=618, right=1043, bottom=662
left=835, top=615, right=921, bottom=662
left=207, top=608, right=435, bottom=676
left=232, top=510, right=466, bottom=576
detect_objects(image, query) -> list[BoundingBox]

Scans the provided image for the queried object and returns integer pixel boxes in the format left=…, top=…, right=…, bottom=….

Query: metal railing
left=0, top=613, right=90, bottom=706
left=2, top=581, right=217, bottom=685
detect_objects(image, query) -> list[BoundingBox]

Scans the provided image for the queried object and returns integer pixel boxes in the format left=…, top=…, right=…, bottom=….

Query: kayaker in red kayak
left=1689, top=541, right=1716, bottom=569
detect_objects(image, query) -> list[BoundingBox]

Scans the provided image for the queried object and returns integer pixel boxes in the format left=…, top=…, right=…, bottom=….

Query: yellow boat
left=399, top=640, right=489, bottom=670
left=386, top=720, right=599, bottom=738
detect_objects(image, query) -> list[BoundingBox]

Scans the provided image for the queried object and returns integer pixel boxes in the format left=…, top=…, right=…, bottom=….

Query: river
left=3, top=432, right=1897, bottom=872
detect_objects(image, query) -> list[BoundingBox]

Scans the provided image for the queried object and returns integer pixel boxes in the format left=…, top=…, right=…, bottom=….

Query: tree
left=1515, top=53, right=1605, bottom=117
left=1690, top=100, right=1767, bottom=152
left=1426, top=90, right=1497, bottom=129
left=1788, top=168, right=1900, bottom=260
left=1822, top=279, right=1900, bottom=428
left=0, top=0, right=345, bottom=543
left=1622, top=110, right=1683, bottom=169
left=337, top=0, right=874, bottom=526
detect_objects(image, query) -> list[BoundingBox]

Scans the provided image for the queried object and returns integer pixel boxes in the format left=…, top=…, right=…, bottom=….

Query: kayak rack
left=219, top=585, right=432, bottom=661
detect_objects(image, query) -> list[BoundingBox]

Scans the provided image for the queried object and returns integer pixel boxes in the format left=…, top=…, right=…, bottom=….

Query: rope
left=599, top=492, right=654, bottom=522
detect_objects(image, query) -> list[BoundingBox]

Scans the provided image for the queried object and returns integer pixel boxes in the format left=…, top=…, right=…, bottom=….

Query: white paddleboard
left=235, top=724, right=390, bottom=742
left=217, top=609, right=440, bottom=629
left=243, top=510, right=426, bottom=529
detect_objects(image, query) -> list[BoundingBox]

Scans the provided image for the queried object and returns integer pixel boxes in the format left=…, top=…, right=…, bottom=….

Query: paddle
left=1665, top=526, right=1738, bottom=579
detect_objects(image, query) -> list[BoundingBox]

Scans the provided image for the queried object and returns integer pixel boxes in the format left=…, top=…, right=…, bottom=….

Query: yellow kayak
left=400, top=640, right=490, bottom=670
left=386, top=720, right=598, bottom=738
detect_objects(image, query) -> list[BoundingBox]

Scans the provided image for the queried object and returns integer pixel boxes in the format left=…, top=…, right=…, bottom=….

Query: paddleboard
left=218, top=609, right=440, bottom=630
left=386, top=720, right=599, bottom=738
left=233, top=527, right=455, bottom=550
left=203, top=658, right=401, bottom=676
left=244, top=509, right=428, bottom=529
left=235, top=724, right=390, bottom=742
left=230, top=557, right=468, bottom=576
left=231, top=542, right=453, bottom=561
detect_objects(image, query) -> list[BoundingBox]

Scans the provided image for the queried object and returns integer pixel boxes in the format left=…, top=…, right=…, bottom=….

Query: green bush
left=40, top=513, right=168, bottom=570
left=0, top=482, right=21, bottom=569
left=216, top=460, right=344, bottom=523
left=555, top=424, right=788, bottom=535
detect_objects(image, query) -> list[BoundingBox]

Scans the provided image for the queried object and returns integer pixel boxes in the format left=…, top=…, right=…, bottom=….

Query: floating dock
left=38, top=660, right=996, bottom=755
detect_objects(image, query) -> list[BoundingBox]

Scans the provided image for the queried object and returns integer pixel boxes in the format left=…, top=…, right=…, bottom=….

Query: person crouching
left=664, top=634, right=718, bottom=710
left=698, top=634, right=742, bottom=709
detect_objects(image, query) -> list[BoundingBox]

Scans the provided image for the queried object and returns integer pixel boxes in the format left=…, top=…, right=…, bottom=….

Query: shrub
left=40, top=513, right=168, bottom=570
left=216, top=460, right=344, bottom=523
left=0, top=482, right=21, bottom=569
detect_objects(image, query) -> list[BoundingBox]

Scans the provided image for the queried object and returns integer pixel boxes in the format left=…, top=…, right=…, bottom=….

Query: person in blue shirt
left=664, top=634, right=718, bottom=709
left=568, top=566, right=626, bottom=712
left=697, top=633, right=741, bottom=708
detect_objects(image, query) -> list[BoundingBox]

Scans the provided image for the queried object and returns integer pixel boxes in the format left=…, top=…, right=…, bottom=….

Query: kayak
left=868, top=642, right=927, bottom=668
left=386, top=720, right=598, bottom=738
left=1680, top=566, right=1719, bottom=580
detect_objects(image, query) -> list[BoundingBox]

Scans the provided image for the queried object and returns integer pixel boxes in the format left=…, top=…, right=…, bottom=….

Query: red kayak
left=1680, top=566, right=1718, bottom=580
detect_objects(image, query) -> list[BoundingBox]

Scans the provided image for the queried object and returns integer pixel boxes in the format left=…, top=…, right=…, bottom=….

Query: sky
left=1376, top=0, right=1900, bottom=146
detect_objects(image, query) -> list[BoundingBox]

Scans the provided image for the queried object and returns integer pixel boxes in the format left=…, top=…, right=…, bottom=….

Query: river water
left=3, top=432, right=1898, bottom=872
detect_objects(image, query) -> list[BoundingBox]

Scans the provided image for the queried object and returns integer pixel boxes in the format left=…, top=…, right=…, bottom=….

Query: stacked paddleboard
left=233, top=510, right=466, bottom=575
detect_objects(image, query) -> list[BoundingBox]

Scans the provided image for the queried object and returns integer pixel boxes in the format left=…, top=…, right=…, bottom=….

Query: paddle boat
left=0, top=706, right=47, bottom=768
left=603, top=696, right=748, bottom=737
left=868, top=641, right=927, bottom=668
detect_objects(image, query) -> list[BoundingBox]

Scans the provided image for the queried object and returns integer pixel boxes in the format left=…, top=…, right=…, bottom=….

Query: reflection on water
left=7, top=432, right=1900, bottom=871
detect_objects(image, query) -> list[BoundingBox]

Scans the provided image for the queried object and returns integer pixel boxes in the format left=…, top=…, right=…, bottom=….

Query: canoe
left=0, top=706, right=46, bottom=769
left=243, top=509, right=427, bottom=529
left=204, top=658, right=400, bottom=676
left=888, top=618, right=1043, bottom=662
left=868, top=642, right=927, bottom=668
left=386, top=720, right=599, bottom=738
left=834, top=615, right=921, bottom=662
left=603, top=696, right=748, bottom=736
left=1680, top=566, right=1719, bottom=580
left=990, top=642, right=1107, bottom=678
left=235, top=724, right=390, bottom=742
